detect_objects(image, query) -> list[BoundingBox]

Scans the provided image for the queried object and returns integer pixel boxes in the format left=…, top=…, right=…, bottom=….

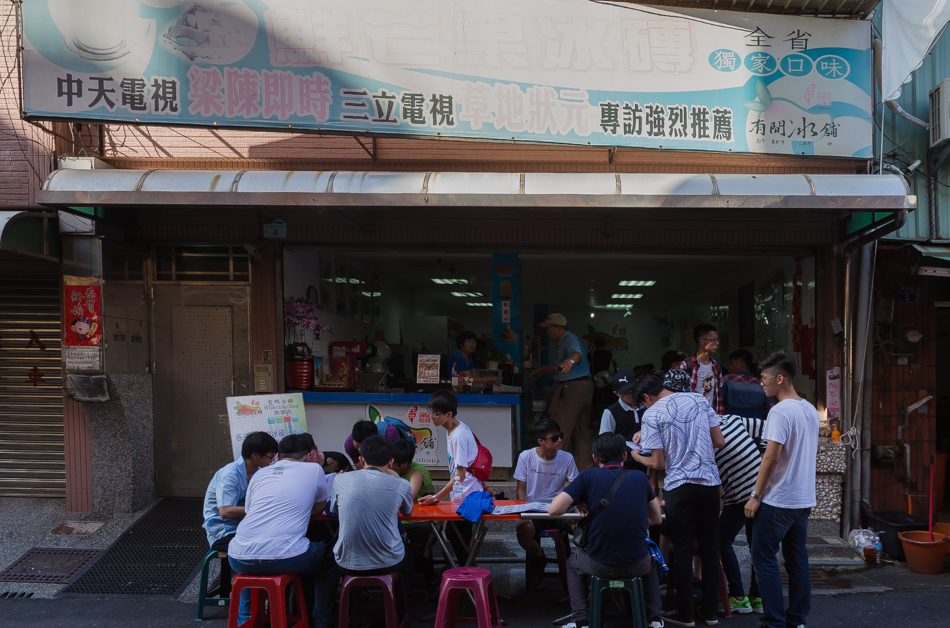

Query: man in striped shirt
left=715, top=414, right=765, bottom=614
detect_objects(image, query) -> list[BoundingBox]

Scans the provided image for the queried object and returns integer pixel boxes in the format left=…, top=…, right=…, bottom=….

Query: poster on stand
left=226, top=393, right=307, bottom=460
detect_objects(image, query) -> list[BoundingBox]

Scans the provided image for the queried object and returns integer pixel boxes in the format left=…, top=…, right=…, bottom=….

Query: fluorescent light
left=605, top=304, right=637, bottom=309
left=451, top=291, right=484, bottom=297
left=361, top=291, right=382, bottom=297
left=466, top=302, right=492, bottom=307
left=323, top=277, right=365, bottom=284
left=432, top=278, right=468, bottom=285
left=618, top=280, right=656, bottom=287
left=611, top=293, right=643, bottom=299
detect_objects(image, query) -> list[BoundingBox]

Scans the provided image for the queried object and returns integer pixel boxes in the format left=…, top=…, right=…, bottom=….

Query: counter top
left=301, top=392, right=520, bottom=405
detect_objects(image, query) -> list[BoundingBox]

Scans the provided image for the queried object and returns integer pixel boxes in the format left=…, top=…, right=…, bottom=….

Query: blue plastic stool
left=195, top=549, right=231, bottom=621
left=588, top=576, right=647, bottom=628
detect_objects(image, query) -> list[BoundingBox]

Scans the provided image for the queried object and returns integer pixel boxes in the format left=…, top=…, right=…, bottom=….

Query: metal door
left=152, top=285, right=251, bottom=496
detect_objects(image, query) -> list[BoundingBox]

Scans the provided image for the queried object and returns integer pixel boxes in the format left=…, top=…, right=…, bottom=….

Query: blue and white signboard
left=20, top=0, right=872, bottom=157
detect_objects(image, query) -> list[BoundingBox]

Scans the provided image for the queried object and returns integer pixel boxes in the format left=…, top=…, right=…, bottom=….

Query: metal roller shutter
left=0, top=277, right=64, bottom=496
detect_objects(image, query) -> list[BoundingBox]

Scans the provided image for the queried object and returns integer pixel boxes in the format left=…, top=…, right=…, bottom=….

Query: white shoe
left=562, top=622, right=588, bottom=628
left=649, top=619, right=665, bottom=628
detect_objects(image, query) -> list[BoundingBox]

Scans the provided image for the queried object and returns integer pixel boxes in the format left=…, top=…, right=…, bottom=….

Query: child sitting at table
left=514, top=418, right=579, bottom=586
left=330, top=435, right=414, bottom=576
left=417, top=389, right=483, bottom=565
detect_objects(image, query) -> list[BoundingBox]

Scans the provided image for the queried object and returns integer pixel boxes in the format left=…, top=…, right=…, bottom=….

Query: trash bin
left=865, top=511, right=928, bottom=561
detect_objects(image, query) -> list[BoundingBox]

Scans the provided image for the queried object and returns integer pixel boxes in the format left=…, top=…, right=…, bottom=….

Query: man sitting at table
left=515, top=418, right=579, bottom=587
left=331, top=435, right=415, bottom=580
left=549, top=433, right=663, bottom=628
left=344, top=419, right=401, bottom=468
left=202, top=431, right=278, bottom=553
left=227, top=434, right=337, bottom=628
left=390, top=438, right=438, bottom=588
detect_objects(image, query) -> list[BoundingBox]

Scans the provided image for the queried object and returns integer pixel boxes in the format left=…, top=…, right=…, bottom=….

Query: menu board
left=416, top=354, right=441, bottom=384
left=226, top=393, right=307, bottom=460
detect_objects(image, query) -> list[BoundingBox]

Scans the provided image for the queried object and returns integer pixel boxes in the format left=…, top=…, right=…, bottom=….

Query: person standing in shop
left=447, top=330, right=501, bottom=388
left=531, top=313, right=593, bottom=470
left=690, top=324, right=725, bottom=415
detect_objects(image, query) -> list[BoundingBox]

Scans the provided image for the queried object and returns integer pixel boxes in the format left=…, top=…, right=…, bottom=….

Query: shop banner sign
left=21, top=0, right=871, bottom=157
left=226, top=392, right=307, bottom=460
left=492, top=254, right=521, bottom=365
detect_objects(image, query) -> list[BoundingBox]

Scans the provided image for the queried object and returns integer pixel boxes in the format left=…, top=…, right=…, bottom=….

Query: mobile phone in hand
left=639, top=449, right=652, bottom=456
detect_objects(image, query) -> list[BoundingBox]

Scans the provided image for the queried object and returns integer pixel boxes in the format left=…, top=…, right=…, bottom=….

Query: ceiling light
left=605, top=303, right=637, bottom=309
left=361, top=291, right=382, bottom=297
left=451, top=291, right=484, bottom=298
left=618, top=280, right=656, bottom=287
left=611, top=293, right=643, bottom=299
left=466, top=302, right=492, bottom=307
left=432, top=278, right=468, bottom=285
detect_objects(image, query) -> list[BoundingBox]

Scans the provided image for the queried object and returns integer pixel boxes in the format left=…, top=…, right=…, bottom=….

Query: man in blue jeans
left=744, top=352, right=819, bottom=628
left=228, top=434, right=338, bottom=628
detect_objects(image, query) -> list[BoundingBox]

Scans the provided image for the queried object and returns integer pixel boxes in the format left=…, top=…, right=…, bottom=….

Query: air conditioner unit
left=930, top=78, right=950, bottom=147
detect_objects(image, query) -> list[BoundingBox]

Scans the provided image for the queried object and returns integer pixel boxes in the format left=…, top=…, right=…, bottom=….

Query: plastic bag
left=849, top=528, right=878, bottom=552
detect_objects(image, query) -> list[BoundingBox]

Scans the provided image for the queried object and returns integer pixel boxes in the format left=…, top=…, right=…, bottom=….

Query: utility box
left=930, top=78, right=950, bottom=147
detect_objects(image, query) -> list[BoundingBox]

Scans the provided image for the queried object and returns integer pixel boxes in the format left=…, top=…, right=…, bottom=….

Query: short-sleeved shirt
left=555, top=331, right=590, bottom=380
left=640, top=392, right=721, bottom=491
left=228, top=460, right=329, bottom=561
left=202, top=458, right=249, bottom=547
left=513, top=449, right=578, bottom=502
left=448, top=351, right=475, bottom=376
left=331, top=468, right=414, bottom=571
left=401, top=460, right=435, bottom=498
left=447, top=420, right=483, bottom=498
left=716, top=415, right=763, bottom=505
left=761, top=398, right=819, bottom=509
left=344, top=423, right=401, bottom=465
left=562, top=464, right=655, bottom=565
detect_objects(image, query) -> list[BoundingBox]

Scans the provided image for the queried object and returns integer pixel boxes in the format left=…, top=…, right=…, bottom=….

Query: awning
left=913, top=243, right=950, bottom=263
left=0, top=211, right=60, bottom=261
left=38, top=170, right=915, bottom=212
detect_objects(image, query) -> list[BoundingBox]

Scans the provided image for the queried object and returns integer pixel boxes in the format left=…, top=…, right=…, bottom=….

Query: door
left=152, top=285, right=251, bottom=496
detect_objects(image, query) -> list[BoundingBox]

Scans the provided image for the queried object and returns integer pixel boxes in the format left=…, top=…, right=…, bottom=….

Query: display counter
left=301, top=392, right=519, bottom=468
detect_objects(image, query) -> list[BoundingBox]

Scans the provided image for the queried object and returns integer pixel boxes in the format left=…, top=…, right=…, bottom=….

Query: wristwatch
left=569, top=358, right=576, bottom=364
left=750, top=489, right=762, bottom=500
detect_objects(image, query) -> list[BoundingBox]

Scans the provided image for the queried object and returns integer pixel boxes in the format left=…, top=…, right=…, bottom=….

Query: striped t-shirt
left=716, top=414, right=764, bottom=506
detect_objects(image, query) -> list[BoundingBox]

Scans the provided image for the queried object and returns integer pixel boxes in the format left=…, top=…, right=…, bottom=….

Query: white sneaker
left=562, top=622, right=588, bottom=628
left=649, top=618, right=665, bottom=628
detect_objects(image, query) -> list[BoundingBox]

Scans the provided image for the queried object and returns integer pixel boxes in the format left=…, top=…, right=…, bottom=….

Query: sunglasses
left=543, top=432, right=565, bottom=442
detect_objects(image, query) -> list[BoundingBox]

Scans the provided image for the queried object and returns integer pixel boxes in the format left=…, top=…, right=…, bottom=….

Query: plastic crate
left=864, top=511, right=928, bottom=561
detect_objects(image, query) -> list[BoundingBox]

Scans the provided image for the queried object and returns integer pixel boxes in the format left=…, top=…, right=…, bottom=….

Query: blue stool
left=195, top=549, right=231, bottom=621
left=588, top=576, right=647, bottom=628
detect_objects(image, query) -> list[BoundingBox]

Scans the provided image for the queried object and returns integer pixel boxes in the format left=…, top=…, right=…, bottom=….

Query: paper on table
left=492, top=501, right=550, bottom=514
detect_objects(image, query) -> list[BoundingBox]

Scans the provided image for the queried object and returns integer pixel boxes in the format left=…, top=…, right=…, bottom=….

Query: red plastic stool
left=526, top=528, right=569, bottom=591
left=435, top=566, right=502, bottom=628
left=338, top=571, right=411, bottom=628
left=227, top=573, right=309, bottom=628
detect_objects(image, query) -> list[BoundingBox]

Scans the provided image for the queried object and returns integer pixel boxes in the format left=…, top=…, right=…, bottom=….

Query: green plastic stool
left=588, top=576, right=647, bottom=628
left=195, top=549, right=231, bottom=621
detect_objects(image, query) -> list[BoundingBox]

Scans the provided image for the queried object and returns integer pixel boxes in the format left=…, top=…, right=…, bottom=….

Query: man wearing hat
left=531, top=313, right=593, bottom=469
left=599, top=370, right=647, bottom=474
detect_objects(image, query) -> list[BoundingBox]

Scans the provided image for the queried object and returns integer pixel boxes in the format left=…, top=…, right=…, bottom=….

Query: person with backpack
left=343, top=419, right=402, bottom=468
left=417, top=389, right=484, bottom=564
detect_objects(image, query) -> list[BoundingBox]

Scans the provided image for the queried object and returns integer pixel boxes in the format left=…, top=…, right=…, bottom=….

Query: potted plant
left=284, top=296, right=332, bottom=389
left=475, top=345, right=507, bottom=370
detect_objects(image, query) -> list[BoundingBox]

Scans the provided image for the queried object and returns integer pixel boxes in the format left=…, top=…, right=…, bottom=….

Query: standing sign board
left=226, top=393, right=307, bottom=460
left=20, top=0, right=871, bottom=157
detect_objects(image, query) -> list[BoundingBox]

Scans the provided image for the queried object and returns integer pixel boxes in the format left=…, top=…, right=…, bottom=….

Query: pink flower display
left=284, top=296, right=332, bottom=358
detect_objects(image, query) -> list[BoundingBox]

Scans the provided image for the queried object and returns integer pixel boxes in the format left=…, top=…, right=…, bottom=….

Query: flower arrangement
left=284, top=296, right=332, bottom=359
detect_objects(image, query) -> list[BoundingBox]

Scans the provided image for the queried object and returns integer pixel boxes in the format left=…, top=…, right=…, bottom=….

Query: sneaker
left=661, top=610, right=695, bottom=627
left=699, top=616, right=718, bottom=626
left=649, top=618, right=665, bottom=628
left=729, top=596, right=753, bottom=614
left=750, top=597, right=763, bottom=614
left=527, top=555, right=548, bottom=587
left=561, top=622, right=588, bottom=628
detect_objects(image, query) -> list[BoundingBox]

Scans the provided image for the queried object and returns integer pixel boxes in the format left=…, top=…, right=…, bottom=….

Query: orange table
left=403, top=499, right=526, bottom=569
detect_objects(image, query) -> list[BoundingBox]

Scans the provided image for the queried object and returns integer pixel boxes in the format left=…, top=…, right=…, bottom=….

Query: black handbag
left=571, top=468, right=627, bottom=549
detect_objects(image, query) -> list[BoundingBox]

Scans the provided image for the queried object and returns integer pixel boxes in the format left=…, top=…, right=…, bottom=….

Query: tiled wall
left=869, top=249, right=938, bottom=516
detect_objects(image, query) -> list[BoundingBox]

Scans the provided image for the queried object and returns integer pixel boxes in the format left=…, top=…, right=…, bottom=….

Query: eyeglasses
left=428, top=408, right=444, bottom=418
left=263, top=453, right=275, bottom=461
left=760, top=374, right=779, bottom=383
left=543, top=433, right=565, bottom=442
left=701, top=337, right=720, bottom=344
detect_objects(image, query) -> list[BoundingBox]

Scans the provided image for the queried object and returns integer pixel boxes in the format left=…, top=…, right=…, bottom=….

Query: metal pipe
left=905, top=443, right=914, bottom=485
left=843, top=209, right=908, bottom=255
left=873, top=38, right=930, bottom=129
left=860, top=244, right=877, bottom=509
left=842, top=248, right=856, bottom=534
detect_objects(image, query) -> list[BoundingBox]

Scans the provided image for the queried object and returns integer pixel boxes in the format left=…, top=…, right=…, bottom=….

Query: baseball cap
left=538, top=313, right=568, bottom=328
left=663, top=368, right=691, bottom=393
left=612, top=370, right=636, bottom=395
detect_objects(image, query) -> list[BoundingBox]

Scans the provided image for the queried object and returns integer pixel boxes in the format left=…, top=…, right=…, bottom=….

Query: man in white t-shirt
left=418, top=389, right=485, bottom=564
left=514, top=418, right=579, bottom=586
left=744, top=351, right=819, bottom=628
left=228, top=434, right=336, bottom=628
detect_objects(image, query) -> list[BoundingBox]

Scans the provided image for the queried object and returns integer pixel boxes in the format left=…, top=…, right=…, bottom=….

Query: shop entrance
left=152, top=285, right=251, bottom=496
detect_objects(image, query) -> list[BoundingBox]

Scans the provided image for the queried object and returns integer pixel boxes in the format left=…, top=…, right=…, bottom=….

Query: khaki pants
left=550, top=378, right=593, bottom=469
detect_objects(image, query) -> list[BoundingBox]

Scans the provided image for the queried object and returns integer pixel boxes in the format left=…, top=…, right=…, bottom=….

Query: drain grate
left=61, top=498, right=206, bottom=597
left=0, top=548, right=102, bottom=584
left=780, top=568, right=850, bottom=589
left=0, top=591, right=35, bottom=599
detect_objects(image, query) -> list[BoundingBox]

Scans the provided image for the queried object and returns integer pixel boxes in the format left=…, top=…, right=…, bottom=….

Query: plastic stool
left=196, top=549, right=231, bottom=621
left=526, top=528, right=569, bottom=591
left=227, top=573, right=308, bottom=628
left=338, top=572, right=410, bottom=628
left=434, top=566, right=502, bottom=628
left=588, top=576, right=647, bottom=628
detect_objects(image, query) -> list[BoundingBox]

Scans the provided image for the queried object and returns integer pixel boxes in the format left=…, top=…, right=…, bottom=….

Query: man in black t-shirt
left=549, top=433, right=663, bottom=628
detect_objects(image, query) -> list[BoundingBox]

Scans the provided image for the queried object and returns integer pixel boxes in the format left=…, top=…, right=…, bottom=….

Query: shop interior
left=283, top=247, right=819, bottom=412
